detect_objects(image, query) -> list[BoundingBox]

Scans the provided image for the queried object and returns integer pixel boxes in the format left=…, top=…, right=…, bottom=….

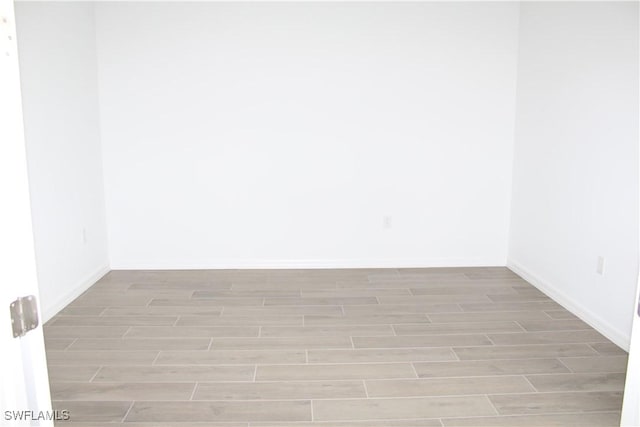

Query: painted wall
left=16, top=2, right=110, bottom=321
left=508, top=2, right=639, bottom=349
left=95, top=2, right=520, bottom=269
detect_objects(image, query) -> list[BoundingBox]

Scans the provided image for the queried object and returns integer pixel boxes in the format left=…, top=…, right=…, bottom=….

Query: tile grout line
left=484, top=393, right=501, bottom=416
left=120, top=401, right=135, bottom=423
left=189, top=382, right=199, bottom=400
left=63, top=338, right=78, bottom=351
left=88, top=366, right=102, bottom=383
left=521, top=374, right=540, bottom=392
left=151, top=351, right=161, bottom=366
left=556, top=357, right=575, bottom=373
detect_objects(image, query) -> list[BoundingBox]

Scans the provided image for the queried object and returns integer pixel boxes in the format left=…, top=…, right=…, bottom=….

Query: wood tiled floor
left=45, top=267, right=627, bottom=426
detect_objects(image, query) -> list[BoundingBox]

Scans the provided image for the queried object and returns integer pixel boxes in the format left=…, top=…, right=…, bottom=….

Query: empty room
left=1, top=0, right=639, bottom=426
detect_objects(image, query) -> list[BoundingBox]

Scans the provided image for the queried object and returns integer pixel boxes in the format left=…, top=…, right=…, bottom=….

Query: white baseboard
left=41, top=264, right=110, bottom=323
left=109, top=258, right=506, bottom=270
left=508, top=258, right=629, bottom=351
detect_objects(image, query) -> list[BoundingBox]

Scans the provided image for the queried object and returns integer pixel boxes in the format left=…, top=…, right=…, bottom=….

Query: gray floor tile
left=51, top=382, right=195, bottom=400
left=156, top=350, right=306, bottom=365
left=441, top=412, right=621, bottom=426
left=94, top=365, right=255, bottom=382
left=308, top=348, right=457, bottom=363
left=194, top=380, right=366, bottom=400
left=489, top=391, right=623, bottom=414
left=125, top=401, right=311, bottom=422
left=413, top=358, right=570, bottom=378
left=559, top=356, right=629, bottom=373
left=256, top=363, right=417, bottom=380
left=526, top=372, right=626, bottom=392
left=393, top=321, right=522, bottom=335
left=453, top=343, right=597, bottom=360
left=365, top=376, right=535, bottom=397
left=353, top=334, right=492, bottom=348
left=313, top=396, right=496, bottom=421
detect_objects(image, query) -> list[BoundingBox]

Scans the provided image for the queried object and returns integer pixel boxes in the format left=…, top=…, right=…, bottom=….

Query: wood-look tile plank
left=94, top=365, right=255, bottom=382
left=264, top=297, right=378, bottom=306
left=125, top=326, right=259, bottom=338
left=57, top=306, right=107, bottom=315
left=459, top=301, right=562, bottom=312
left=487, top=330, right=608, bottom=345
left=428, top=311, right=551, bottom=323
left=343, top=304, right=463, bottom=314
left=44, top=326, right=129, bottom=339
left=177, top=316, right=303, bottom=326
left=453, top=344, right=598, bottom=360
left=51, top=401, right=132, bottom=422
left=409, top=287, right=517, bottom=296
left=378, top=295, right=493, bottom=305
left=49, top=316, right=178, bottom=327
left=393, top=321, right=522, bottom=335
left=151, top=298, right=264, bottom=307
left=102, top=306, right=224, bottom=316
left=125, top=401, right=311, bottom=422
left=489, top=391, right=623, bottom=415
left=194, top=380, right=366, bottom=400
left=253, top=421, right=442, bottom=427
left=545, top=310, right=580, bottom=320
left=526, top=372, right=626, bottom=392
left=305, top=314, right=430, bottom=326
left=48, top=366, right=100, bottom=383
left=516, top=319, right=592, bottom=332
left=308, top=348, right=457, bottom=363
left=365, top=376, right=534, bottom=397
left=560, top=356, right=628, bottom=373
left=223, top=306, right=343, bottom=316
left=413, top=358, right=570, bottom=378
left=256, top=363, right=417, bottom=381
left=69, top=295, right=152, bottom=306
left=301, top=289, right=411, bottom=297
left=193, top=290, right=301, bottom=298
left=353, top=334, right=492, bottom=348
left=442, top=412, right=621, bottom=426
left=69, top=338, right=210, bottom=351
left=44, top=339, right=75, bottom=350
left=591, top=342, right=627, bottom=356
left=210, top=336, right=352, bottom=350
left=156, top=350, right=306, bottom=365
left=47, top=350, right=159, bottom=366
left=51, top=382, right=195, bottom=400
left=129, top=282, right=232, bottom=291
left=313, top=396, right=496, bottom=421
left=261, top=325, right=394, bottom=337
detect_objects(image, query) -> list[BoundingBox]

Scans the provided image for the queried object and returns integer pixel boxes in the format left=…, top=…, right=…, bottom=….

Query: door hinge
left=10, top=295, right=39, bottom=338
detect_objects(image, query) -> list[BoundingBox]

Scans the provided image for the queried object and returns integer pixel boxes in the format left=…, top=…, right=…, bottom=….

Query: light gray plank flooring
left=45, top=267, right=626, bottom=425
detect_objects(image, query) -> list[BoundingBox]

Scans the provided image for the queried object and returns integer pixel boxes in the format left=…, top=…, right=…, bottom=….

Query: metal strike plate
left=10, top=295, right=39, bottom=338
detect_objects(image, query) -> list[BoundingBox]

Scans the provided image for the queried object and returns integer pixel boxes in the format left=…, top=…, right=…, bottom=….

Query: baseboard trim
left=508, top=258, right=629, bottom=351
left=41, top=264, right=110, bottom=323
left=109, top=258, right=506, bottom=270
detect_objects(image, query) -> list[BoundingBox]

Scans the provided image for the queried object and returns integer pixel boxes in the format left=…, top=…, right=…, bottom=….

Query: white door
left=622, top=278, right=640, bottom=426
left=0, top=0, right=53, bottom=425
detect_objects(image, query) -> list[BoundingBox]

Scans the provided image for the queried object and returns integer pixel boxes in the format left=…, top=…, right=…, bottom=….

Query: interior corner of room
left=14, top=0, right=638, bottom=352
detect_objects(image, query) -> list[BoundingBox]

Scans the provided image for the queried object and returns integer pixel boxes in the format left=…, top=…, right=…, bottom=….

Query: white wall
left=96, top=2, right=520, bottom=269
left=16, top=2, right=110, bottom=321
left=508, top=2, right=639, bottom=349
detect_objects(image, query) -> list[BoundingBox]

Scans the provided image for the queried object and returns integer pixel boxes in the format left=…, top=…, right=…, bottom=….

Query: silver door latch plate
left=10, top=295, right=39, bottom=338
